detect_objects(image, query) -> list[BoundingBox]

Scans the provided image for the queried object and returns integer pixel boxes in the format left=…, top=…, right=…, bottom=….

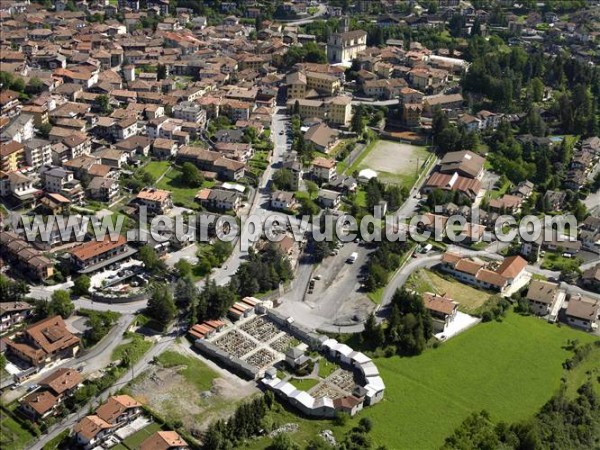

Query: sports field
left=244, top=313, right=598, bottom=450
left=349, top=140, right=430, bottom=186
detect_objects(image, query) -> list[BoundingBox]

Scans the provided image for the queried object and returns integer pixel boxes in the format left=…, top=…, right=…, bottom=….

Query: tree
left=96, top=94, right=111, bottom=114
left=269, top=433, right=299, bottom=450
left=304, top=41, right=326, bottom=63
left=10, top=77, right=25, bottom=93
left=449, top=14, right=466, bottom=37
left=72, top=275, right=91, bottom=296
left=243, top=127, right=258, bottom=144
left=272, top=168, right=295, bottom=191
left=174, top=277, right=198, bottom=308
left=312, top=240, right=330, bottom=262
left=0, top=275, right=29, bottom=301
left=305, top=180, right=318, bottom=199
left=351, top=104, right=366, bottom=134
left=362, top=313, right=384, bottom=348
left=25, top=77, right=44, bottom=96
left=49, top=290, right=74, bottom=319
left=147, top=284, right=176, bottom=329
left=38, top=122, right=52, bottom=139
left=180, top=162, right=203, bottom=187
left=138, top=245, right=166, bottom=274
left=530, top=77, right=544, bottom=102
left=358, top=417, right=373, bottom=433
left=157, top=64, right=167, bottom=81
left=212, top=240, right=232, bottom=264
left=174, top=259, right=193, bottom=278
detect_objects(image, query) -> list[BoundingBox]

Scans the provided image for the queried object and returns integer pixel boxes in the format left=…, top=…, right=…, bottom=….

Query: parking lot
left=305, top=241, right=376, bottom=326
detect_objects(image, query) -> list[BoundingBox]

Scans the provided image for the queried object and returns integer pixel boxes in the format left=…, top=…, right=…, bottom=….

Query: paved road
left=193, top=106, right=293, bottom=288
left=584, top=188, right=600, bottom=215
left=351, top=98, right=401, bottom=107
left=277, top=3, right=327, bottom=25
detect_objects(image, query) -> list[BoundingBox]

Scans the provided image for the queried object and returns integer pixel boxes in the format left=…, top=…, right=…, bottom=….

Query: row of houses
left=439, top=252, right=529, bottom=295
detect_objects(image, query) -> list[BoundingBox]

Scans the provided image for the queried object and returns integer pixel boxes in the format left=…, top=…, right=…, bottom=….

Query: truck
left=347, top=252, right=358, bottom=264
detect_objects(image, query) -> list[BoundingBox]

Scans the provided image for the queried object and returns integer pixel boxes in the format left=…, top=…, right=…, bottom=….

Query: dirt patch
left=333, top=295, right=375, bottom=325
left=359, top=140, right=429, bottom=185
left=129, top=353, right=256, bottom=436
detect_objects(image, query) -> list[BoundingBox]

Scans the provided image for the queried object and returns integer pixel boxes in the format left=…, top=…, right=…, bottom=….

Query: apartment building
left=0, top=302, right=34, bottom=333
left=3, top=315, right=80, bottom=367
left=172, top=101, right=207, bottom=125
left=0, top=231, right=55, bottom=281
left=287, top=96, right=353, bottom=127
left=24, top=138, right=52, bottom=170
left=74, top=395, right=142, bottom=450
left=135, top=187, right=173, bottom=214
left=69, top=235, right=135, bottom=274
left=526, top=279, right=565, bottom=317
left=311, top=157, right=337, bottom=183
left=439, top=252, right=528, bottom=294
left=0, top=140, right=25, bottom=172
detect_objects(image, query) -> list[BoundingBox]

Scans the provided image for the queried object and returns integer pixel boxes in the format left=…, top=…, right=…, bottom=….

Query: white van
left=347, top=252, right=358, bottom=264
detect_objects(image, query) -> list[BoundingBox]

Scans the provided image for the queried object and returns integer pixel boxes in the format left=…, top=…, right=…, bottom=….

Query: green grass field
left=155, top=167, right=200, bottom=209
left=120, top=422, right=162, bottom=449
left=156, top=350, right=218, bottom=392
left=142, top=161, right=170, bottom=180
left=112, top=333, right=152, bottom=364
left=142, top=161, right=215, bottom=209
left=317, top=359, right=338, bottom=379
left=358, top=313, right=597, bottom=449
left=0, top=414, right=34, bottom=450
left=541, top=252, right=582, bottom=272
left=288, top=378, right=320, bottom=391
left=247, top=313, right=598, bottom=450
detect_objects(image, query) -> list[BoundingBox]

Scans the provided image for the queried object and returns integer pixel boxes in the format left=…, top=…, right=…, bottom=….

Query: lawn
left=367, top=287, right=384, bottom=304
left=112, top=333, right=153, bottom=364
left=248, top=150, right=270, bottom=177
left=141, top=160, right=214, bottom=209
left=541, top=252, right=582, bottom=272
left=288, top=377, right=320, bottom=391
left=156, top=350, right=218, bottom=392
left=406, top=269, right=495, bottom=314
left=121, top=422, right=162, bottom=449
left=317, top=359, right=338, bottom=379
left=142, top=161, right=171, bottom=180
left=360, top=314, right=597, bottom=449
left=154, top=166, right=202, bottom=210
left=0, top=413, right=34, bottom=450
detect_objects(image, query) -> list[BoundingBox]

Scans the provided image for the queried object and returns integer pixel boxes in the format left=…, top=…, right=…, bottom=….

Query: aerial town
left=0, top=0, right=599, bottom=449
